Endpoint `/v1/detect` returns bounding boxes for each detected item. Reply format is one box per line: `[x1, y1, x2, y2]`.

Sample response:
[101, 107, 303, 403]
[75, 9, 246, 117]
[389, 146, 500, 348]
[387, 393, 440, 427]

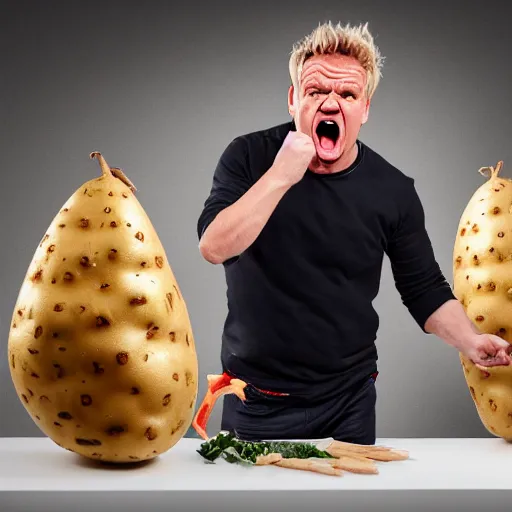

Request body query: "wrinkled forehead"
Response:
[299, 54, 368, 89]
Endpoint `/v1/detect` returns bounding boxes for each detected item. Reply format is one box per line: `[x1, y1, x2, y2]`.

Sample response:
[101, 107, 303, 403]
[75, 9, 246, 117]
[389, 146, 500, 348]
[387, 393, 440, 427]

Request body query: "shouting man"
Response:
[196, 21, 512, 444]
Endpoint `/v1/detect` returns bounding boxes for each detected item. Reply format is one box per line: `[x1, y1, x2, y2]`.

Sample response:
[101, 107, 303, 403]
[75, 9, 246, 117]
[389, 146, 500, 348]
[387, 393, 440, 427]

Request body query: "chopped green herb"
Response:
[197, 432, 332, 465]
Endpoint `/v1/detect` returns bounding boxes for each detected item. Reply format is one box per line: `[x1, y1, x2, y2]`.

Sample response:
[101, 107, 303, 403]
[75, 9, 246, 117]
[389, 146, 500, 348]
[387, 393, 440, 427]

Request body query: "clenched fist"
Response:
[270, 130, 316, 187]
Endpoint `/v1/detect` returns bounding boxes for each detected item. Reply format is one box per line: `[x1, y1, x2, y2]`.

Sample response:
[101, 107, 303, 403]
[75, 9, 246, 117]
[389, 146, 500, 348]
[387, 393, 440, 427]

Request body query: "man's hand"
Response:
[269, 130, 316, 187]
[424, 299, 512, 368]
[461, 333, 512, 369]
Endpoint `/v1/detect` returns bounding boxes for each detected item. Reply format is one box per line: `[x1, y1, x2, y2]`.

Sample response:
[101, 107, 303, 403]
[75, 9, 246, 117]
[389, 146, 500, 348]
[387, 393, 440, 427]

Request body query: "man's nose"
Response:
[320, 92, 340, 113]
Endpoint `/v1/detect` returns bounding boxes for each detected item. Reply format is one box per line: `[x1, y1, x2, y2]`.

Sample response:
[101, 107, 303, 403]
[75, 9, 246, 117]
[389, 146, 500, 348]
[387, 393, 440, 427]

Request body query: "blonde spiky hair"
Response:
[289, 21, 384, 100]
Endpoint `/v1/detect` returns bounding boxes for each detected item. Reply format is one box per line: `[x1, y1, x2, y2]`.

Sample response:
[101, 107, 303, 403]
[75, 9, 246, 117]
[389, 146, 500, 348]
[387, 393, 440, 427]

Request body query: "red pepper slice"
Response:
[192, 372, 248, 440]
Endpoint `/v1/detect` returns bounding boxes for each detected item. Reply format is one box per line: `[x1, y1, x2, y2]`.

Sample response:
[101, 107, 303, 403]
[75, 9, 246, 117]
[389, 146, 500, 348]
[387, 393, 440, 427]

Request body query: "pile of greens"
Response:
[197, 431, 332, 465]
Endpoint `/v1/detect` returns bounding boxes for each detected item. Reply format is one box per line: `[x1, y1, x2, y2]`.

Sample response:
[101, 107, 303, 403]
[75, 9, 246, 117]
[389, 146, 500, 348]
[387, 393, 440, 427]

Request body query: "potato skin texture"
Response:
[7, 153, 199, 463]
[453, 161, 512, 440]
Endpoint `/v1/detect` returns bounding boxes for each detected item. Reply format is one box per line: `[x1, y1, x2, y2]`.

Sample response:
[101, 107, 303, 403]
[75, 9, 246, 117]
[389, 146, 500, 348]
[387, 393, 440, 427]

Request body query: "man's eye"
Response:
[342, 91, 356, 99]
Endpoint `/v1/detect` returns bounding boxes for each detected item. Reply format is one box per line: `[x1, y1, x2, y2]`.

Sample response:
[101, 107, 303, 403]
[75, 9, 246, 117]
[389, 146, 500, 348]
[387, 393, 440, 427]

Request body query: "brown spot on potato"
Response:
[110, 221, 118, 228]
[477, 284, 482, 290]
[63, 272, 74, 281]
[80, 306, 86, 313]
[40, 395, 50, 402]
[498, 232, 505, 238]
[106, 426, 125, 436]
[51, 278, 57, 284]
[28, 348, 39, 355]
[460, 228, 466, 236]
[21, 394, 28, 403]
[122, 193, 128, 198]
[185, 371, 193, 386]
[58, 347, 66, 352]
[80, 218, 90, 228]
[76, 438, 102, 446]
[476, 315, 484, 322]
[28, 389, 34, 397]
[59, 223, 66, 228]
[40, 234, 50, 247]
[163, 394, 171, 406]
[11, 354, 15, 369]
[489, 399, 497, 412]
[81, 394, 92, 406]
[140, 261, 147, 267]
[155, 256, 164, 268]
[53, 363, 64, 379]
[58, 412, 73, 420]
[116, 352, 129, 365]
[54, 422, 62, 427]
[186, 334, 190, 346]
[173, 373, 179, 381]
[131, 387, 140, 395]
[93, 362, 104, 374]
[31, 372, 40, 379]
[173, 284, 181, 300]
[171, 420, 185, 435]
[135, 231, 144, 242]
[127, 223, 132, 227]
[489, 247, 495, 252]
[80, 256, 92, 267]
[169, 332, 176, 342]
[144, 354, 149, 362]
[100, 283, 110, 289]
[130, 296, 147, 305]
[129, 455, 139, 460]
[166, 293, 173, 310]
[146, 324, 159, 339]
[35, 415, 40, 420]
[145, 427, 157, 440]
[108, 249, 118, 260]
[493, 207, 501, 214]
[472, 224, 479, 233]
[488, 282, 496, 291]
[96, 316, 110, 327]
[52, 332, 59, 338]
[104, 207, 111, 213]
[47, 244, 56, 253]
[54, 303, 65, 312]
[108, 191, 113, 196]
[32, 269, 43, 282]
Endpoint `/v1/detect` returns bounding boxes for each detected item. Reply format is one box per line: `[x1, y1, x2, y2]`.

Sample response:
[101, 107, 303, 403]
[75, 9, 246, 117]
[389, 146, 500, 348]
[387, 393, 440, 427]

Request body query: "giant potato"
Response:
[453, 160, 512, 440]
[7, 152, 198, 462]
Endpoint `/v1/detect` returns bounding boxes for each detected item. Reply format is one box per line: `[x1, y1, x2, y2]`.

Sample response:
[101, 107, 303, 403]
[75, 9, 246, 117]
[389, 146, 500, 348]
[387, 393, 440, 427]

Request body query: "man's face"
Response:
[288, 53, 370, 172]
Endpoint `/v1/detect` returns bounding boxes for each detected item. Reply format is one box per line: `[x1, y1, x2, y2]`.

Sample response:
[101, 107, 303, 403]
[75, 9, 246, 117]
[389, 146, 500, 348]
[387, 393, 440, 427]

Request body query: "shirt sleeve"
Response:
[385, 177, 456, 332]
[196, 136, 253, 260]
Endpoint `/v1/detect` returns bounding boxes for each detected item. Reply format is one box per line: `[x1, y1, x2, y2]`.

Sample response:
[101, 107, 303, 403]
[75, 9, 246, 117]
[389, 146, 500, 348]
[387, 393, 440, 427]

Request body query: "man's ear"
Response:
[361, 98, 371, 125]
[288, 85, 296, 117]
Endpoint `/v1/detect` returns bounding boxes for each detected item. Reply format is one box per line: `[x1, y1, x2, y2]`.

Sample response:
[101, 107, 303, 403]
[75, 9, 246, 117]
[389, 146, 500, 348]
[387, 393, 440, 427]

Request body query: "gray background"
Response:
[1, 0, 510, 440]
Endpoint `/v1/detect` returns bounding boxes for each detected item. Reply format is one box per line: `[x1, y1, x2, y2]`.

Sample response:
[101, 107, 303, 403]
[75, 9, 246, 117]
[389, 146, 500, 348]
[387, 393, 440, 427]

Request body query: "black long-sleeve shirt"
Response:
[197, 120, 456, 403]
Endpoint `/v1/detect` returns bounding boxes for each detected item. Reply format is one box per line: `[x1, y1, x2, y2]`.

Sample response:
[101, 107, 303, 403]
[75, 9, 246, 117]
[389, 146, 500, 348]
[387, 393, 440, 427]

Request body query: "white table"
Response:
[1, 437, 511, 511]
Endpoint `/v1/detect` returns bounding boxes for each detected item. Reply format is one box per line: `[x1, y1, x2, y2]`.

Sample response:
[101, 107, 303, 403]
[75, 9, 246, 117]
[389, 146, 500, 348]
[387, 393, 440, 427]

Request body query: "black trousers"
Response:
[220, 373, 377, 444]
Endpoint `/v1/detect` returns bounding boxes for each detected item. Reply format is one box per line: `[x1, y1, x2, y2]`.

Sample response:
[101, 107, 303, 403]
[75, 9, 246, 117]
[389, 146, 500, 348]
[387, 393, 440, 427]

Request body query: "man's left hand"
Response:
[462, 333, 512, 368]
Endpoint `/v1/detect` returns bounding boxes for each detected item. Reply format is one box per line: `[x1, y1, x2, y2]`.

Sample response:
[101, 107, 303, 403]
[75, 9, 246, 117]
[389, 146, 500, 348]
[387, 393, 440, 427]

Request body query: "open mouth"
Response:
[315, 119, 340, 151]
